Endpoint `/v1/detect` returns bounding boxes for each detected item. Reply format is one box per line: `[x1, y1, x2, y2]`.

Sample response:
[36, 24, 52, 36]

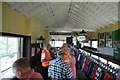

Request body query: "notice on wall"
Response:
[106, 32, 112, 47]
[106, 32, 112, 39]
[117, 41, 120, 48]
[113, 41, 120, 60]
[114, 41, 117, 49]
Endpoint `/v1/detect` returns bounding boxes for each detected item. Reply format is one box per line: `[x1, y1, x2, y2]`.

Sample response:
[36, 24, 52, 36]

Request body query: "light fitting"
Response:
[37, 36, 45, 40]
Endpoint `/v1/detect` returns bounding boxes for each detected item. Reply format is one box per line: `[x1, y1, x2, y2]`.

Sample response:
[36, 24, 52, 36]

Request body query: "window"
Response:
[84, 41, 90, 47]
[92, 41, 98, 48]
[54, 41, 64, 47]
[73, 37, 76, 45]
[0, 36, 20, 79]
[50, 40, 67, 47]
[77, 36, 86, 41]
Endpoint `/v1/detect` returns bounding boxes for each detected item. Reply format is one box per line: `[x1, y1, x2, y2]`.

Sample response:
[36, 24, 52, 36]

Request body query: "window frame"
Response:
[0, 36, 20, 79]
[0, 32, 31, 79]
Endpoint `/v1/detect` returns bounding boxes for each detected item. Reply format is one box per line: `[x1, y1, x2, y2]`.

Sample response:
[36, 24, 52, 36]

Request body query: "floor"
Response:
[76, 69, 88, 80]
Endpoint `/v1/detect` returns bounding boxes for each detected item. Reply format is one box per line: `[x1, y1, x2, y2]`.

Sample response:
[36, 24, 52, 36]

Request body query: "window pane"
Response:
[0, 36, 20, 79]
[55, 41, 64, 47]
[50, 41, 55, 47]
[1, 67, 15, 79]
[92, 41, 98, 48]
[77, 36, 86, 41]
[1, 54, 18, 72]
[8, 37, 19, 54]
[73, 41, 76, 45]
[84, 42, 90, 47]
[0, 37, 7, 57]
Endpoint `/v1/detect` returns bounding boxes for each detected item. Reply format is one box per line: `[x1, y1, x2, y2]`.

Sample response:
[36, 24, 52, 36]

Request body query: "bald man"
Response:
[12, 58, 43, 80]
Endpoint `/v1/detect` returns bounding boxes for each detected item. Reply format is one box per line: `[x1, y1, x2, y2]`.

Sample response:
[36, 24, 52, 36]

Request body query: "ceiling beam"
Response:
[20, 3, 42, 16]
[68, 16, 99, 29]
[69, 8, 101, 28]
[10, 2, 24, 10]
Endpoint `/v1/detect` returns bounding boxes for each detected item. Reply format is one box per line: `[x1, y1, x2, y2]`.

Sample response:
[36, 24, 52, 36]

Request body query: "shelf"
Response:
[81, 47, 120, 66]
[106, 39, 112, 41]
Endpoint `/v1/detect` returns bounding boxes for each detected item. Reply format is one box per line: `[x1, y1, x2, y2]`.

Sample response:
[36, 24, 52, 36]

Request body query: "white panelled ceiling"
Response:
[7, 2, 119, 32]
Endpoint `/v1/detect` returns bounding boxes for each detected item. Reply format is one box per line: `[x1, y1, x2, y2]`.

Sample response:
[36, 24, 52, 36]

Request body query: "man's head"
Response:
[43, 44, 51, 50]
[12, 58, 31, 78]
[62, 43, 67, 48]
[58, 50, 66, 58]
[69, 50, 74, 57]
[47, 44, 51, 50]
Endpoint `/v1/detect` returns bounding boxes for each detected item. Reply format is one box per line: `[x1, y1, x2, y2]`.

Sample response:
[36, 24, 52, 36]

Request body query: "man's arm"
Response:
[41, 58, 52, 62]
[48, 61, 52, 77]
[41, 53, 52, 62]
[65, 64, 73, 79]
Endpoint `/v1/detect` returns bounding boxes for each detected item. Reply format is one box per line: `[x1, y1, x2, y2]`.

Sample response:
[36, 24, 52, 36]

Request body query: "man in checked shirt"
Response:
[48, 50, 73, 80]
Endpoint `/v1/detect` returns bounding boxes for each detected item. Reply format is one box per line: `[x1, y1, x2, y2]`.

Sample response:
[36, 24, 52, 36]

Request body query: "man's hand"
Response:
[41, 57, 52, 62]
[48, 57, 52, 60]
[48, 73, 51, 77]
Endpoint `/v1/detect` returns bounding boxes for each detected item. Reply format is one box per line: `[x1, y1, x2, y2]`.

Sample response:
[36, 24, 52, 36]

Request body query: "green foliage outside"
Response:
[0, 37, 18, 57]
